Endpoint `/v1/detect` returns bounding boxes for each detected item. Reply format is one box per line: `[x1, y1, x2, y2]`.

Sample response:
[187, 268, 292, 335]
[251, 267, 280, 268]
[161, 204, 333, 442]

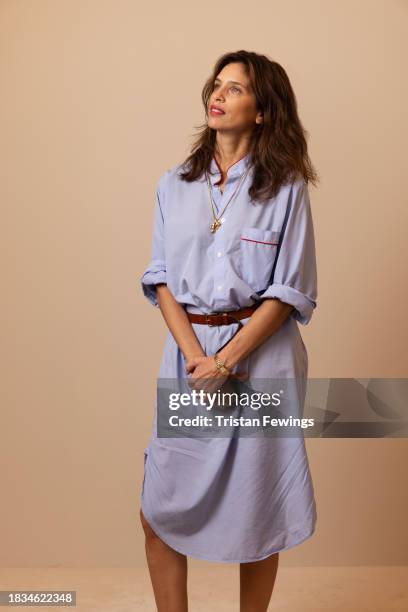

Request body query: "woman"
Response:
[139, 49, 319, 611]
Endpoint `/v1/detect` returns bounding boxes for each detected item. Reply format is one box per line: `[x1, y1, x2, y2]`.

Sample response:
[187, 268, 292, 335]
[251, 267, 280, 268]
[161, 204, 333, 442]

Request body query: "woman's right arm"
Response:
[156, 284, 205, 362]
[140, 172, 205, 362]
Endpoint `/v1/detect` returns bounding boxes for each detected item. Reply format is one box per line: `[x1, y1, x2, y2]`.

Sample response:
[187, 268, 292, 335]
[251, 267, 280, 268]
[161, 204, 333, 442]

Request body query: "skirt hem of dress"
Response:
[140, 496, 316, 564]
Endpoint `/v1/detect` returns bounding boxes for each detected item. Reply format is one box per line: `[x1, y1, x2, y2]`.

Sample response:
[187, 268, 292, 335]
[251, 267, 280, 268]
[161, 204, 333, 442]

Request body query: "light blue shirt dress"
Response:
[139, 153, 318, 563]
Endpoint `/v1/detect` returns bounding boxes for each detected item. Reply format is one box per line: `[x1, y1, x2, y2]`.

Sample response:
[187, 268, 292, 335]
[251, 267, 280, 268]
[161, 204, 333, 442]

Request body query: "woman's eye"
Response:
[212, 84, 240, 93]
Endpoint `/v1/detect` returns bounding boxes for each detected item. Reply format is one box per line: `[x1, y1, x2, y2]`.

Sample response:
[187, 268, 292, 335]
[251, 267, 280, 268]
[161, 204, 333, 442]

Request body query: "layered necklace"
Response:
[205, 164, 251, 233]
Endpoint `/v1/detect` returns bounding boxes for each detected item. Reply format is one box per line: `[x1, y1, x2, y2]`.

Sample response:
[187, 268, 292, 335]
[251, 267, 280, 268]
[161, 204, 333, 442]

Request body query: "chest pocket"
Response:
[239, 227, 280, 291]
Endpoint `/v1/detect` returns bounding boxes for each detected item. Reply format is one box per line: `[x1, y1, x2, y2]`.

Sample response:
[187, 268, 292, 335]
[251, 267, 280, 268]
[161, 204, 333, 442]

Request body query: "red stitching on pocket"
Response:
[240, 237, 279, 245]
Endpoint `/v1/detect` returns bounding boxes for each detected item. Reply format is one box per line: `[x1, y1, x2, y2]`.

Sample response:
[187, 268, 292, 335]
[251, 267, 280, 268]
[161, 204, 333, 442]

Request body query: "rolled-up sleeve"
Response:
[140, 173, 167, 307]
[257, 179, 317, 325]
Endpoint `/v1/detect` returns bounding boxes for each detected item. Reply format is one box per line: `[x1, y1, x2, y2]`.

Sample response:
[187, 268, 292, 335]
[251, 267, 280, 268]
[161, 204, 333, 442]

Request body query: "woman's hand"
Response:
[185, 355, 247, 394]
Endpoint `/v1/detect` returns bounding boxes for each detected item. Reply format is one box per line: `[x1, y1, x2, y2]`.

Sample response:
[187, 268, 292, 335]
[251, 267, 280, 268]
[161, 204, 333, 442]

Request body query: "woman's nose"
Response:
[215, 94, 225, 104]
[214, 86, 226, 100]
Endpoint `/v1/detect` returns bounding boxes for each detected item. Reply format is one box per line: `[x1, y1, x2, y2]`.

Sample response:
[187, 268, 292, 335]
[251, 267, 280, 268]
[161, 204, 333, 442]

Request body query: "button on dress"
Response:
[139, 153, 318, 563]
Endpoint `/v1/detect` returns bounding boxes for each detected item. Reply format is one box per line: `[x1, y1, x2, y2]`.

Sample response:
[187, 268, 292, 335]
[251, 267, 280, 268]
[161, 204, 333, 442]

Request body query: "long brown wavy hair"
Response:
[178, 50, 319, 202]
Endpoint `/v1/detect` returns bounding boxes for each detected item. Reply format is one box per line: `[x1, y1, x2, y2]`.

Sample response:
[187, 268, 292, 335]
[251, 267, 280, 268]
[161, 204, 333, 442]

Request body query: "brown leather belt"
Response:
[186, 303, 260, 327]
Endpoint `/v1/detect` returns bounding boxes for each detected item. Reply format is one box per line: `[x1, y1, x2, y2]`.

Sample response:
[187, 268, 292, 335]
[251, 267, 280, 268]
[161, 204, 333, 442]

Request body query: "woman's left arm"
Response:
[217, 299, 294, 371]
[219, 178, 317, 372]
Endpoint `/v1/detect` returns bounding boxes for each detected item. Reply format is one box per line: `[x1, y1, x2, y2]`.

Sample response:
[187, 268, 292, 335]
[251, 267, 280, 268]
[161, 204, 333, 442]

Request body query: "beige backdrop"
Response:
[1, 0, 407, 567]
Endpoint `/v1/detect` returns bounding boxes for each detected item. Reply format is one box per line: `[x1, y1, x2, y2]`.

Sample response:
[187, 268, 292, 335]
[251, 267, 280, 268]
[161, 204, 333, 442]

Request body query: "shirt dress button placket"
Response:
[211, 181, 229, 310]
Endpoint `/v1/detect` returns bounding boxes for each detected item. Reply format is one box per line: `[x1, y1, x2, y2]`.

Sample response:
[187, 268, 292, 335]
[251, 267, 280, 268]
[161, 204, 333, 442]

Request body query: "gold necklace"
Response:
[206, 165, 251, 233]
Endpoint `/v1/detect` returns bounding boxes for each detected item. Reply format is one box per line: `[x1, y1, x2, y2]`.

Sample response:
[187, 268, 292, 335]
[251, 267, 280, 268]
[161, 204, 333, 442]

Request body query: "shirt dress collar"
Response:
[207, 152, 253, 185]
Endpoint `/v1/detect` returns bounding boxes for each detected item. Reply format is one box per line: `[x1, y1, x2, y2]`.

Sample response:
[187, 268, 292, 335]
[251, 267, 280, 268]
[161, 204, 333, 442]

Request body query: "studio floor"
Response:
[0, 565, 407, 611]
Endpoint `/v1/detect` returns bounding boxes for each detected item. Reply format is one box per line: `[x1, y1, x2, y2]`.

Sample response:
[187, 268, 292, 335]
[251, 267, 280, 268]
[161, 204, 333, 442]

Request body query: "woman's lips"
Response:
[210, 107, 225, 115]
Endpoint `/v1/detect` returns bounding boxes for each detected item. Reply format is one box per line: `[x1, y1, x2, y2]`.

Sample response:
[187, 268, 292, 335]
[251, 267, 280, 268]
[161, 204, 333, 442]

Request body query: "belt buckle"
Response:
[205, 311, 232, 326]
[221, 312, 231, 324]
[205, 313, 216, 326]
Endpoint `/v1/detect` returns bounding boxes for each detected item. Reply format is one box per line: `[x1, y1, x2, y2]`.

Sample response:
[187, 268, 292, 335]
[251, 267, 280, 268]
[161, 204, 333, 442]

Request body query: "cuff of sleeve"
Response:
[257, 283, 316, 325]
[140, 269, 167, 307]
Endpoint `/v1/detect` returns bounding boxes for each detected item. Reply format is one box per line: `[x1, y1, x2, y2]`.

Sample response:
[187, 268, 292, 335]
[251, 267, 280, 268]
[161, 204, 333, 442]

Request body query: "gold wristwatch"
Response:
[213, 353, 232, 376]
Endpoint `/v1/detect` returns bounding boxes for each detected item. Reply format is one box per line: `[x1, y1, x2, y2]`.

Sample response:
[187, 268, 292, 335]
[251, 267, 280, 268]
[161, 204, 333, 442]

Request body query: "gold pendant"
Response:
[210, 219, 221, 233]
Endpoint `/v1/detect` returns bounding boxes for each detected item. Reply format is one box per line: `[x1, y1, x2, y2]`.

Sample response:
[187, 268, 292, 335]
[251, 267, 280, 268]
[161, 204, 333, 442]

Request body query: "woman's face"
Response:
[207, 62, 262, 134]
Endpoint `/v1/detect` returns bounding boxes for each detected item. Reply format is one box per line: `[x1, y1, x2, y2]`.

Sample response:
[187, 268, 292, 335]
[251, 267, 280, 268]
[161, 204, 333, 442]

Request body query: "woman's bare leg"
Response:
[239, 552, 279, 612]
[140, 508, 188, 612]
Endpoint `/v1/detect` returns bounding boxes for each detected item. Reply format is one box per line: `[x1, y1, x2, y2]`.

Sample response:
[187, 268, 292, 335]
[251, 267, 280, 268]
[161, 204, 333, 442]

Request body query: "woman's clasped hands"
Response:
[184, 354, 247, 394]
